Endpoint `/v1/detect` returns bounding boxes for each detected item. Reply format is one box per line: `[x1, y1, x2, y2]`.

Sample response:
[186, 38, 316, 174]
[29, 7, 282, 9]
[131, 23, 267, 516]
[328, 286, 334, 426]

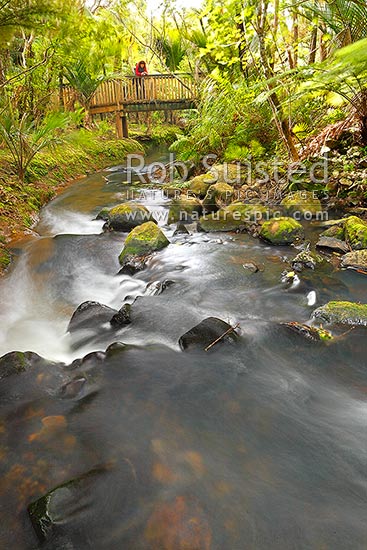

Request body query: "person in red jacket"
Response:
[134, 60, 148, 99]
[135, 60, 148, 76]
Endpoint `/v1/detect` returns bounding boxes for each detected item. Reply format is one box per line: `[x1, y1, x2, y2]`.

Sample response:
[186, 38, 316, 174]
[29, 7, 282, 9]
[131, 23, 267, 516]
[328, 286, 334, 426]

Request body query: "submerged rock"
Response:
[259, 217, 304, 245]
[281, 190, 322, 217]
[344, 215, 367, 250]
[168, 196, 202, 223]
[341, 249, 367, 271]
[315, 236, 349, 254]
[118, 222, 169, 268]
[202, 183, 234, 212]
[104, 203, 155, 232]
[313, 301, 367, 326]
[179, 317, 238, 351]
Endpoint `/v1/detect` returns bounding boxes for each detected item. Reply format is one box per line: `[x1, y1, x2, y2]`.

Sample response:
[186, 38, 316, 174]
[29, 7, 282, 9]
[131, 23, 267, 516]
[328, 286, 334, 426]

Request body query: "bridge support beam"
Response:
[115, 110, 129, 139]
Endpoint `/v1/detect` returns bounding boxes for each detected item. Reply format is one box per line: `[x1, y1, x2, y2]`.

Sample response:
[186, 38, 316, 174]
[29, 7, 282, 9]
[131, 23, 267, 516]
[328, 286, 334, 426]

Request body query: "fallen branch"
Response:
[204, 323, 240, 352]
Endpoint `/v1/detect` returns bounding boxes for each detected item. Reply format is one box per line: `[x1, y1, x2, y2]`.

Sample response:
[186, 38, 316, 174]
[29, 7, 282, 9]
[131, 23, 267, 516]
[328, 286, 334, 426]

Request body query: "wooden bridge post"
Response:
[115, 107, 129, 139]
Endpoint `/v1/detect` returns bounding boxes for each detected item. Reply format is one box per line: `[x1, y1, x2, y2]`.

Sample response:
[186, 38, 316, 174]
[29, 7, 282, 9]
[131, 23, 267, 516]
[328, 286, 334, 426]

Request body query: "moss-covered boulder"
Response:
[320, 223, 345, 240]
[313, 301, 367, 326]
[95, 207, 111, 221]
[0, 351, 45, 380]
[341, 249, 367, 271]
[187, 174, 213, 198]
[281, 191, 322, 217]
[202, 182, 234, 212]
[224, 202, 272, 222]
[209, 163, 245, 185]
[198, 210, 242, 232]
[344, 216, 367, 250]
[281, 322, 333, 341]
[291, 249, 324, 271]
[162, 186, 182, 199]
[105, 202, 155, 232]
[119, 222, 169, 265]
[259, 217, 304, 245]
[168, 196, 202, 223]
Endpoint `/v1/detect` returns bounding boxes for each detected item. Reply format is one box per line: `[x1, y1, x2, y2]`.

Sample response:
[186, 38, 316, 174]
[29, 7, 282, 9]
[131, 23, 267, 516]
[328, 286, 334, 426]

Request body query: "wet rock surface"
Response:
[178, 317, 238, 351]
[313, 300, 367, 326]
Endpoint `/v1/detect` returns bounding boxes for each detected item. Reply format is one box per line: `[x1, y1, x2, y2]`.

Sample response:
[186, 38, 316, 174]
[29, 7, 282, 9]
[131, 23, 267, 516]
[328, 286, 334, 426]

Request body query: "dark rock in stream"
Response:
[110, 303, 131, 326]
[28, 463, 136, 548]
[179, 317, 238, 351]
[118, 254, 149, 275]
[0, 351, 48, 380]
[173, 222, 190, 236]
[315, 236, 349, 254]
[68, 301, 118, 333]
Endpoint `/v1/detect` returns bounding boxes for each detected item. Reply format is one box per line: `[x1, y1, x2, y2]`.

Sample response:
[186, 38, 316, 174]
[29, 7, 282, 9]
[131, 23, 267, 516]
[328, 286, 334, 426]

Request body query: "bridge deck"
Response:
[62, 74, 198, 114]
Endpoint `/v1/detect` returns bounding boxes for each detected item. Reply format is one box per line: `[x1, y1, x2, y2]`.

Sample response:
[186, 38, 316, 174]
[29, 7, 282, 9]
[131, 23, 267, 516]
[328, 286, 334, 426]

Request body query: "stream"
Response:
[1, 146, 367, 549]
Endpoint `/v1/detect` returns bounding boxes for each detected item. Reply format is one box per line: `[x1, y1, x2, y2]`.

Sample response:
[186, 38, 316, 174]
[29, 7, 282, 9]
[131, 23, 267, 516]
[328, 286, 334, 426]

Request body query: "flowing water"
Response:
[1, 146, 367, 549]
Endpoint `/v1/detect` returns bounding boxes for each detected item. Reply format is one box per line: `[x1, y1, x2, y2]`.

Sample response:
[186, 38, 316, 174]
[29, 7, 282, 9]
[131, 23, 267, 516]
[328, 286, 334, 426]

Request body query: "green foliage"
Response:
[0, 107, 69, 182]
[171, 78, 277, 162]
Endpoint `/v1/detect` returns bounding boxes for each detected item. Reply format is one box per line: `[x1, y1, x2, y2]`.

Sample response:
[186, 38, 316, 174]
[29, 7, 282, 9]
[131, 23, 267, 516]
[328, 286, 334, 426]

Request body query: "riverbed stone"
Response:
[259, 217, 304, 245]
[291, 249, 324, 271]
[68, 301, 118, 333]
[110, 304, 131, 326]
[315, 236, 349, 254]
[105, 203, 155, 232]
[0, 351, 45, 380]
[281, 190, 322, 217]
[208, 163, 245, 185]
[119, 222, 169, 266]
[341, 249, 367, 271]
[168, 196, 202, 223]
[320, 223, 345, 240]
[281, 321, 333, 341]
[344, 216, 367, 250]
[95, 207, 111, 221]
[202, 183, 234, 212]
[179, 317, 238, 351]
[313, 300, 367, 326]
[187, 174, 213, 198]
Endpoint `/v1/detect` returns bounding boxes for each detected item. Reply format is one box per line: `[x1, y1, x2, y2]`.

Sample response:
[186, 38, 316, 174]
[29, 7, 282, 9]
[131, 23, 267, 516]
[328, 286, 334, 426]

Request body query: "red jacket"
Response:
[135, 62, 148, 76]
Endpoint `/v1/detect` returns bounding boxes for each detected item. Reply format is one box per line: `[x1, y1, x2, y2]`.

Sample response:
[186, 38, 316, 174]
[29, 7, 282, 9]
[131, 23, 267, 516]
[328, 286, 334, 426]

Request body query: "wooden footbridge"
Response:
[61, 74, 199, 138]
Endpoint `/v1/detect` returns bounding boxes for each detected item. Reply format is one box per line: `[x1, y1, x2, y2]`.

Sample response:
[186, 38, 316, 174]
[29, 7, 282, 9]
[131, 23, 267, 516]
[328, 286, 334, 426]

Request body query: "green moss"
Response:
[119, 221, 169, 263]
[281, 190, 322, 217]
[260, 217, 304, 245]
[208, 164, 245, 184]
[320, 224, 345, 240]
[168, 196, 202, 223]
[344, 215, 367, 250]
[188, 174, 214, 198]
[313, 300, 367, 326]
[0, 246, 11, 270]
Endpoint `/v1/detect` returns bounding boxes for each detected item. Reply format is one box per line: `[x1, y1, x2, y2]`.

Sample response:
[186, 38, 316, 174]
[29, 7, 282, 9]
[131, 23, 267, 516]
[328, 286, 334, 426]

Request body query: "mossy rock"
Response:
[105, 202, 155, 232]
[187, 174, 213, 198]
[198, 210, 242, 232]
[119, 221, 169, 264]
[259, 217, 304, 245]
[209, 164, 245, 185]
[320, 223, 345, 240]
[313, 300, 367, 326]
[341, 249, 367, 271]
[168, 196, 202, 223]
[291, 249, 324, 271]
[202, 182, 234, 212]
[224, 202, 272, 222]
[344, 216, 367, 250]
[281, 191, 322, 217]
[95, 207, 111, 221]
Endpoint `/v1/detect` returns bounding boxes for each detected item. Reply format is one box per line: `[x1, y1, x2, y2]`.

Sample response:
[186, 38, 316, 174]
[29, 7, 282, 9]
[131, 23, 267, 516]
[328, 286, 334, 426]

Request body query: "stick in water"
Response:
[204, 323, 240, 352]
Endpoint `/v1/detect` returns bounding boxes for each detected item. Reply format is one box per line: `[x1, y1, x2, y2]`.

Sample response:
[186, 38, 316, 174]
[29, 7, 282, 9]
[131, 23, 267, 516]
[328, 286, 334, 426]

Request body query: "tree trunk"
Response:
[308, 25, 318, 64]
